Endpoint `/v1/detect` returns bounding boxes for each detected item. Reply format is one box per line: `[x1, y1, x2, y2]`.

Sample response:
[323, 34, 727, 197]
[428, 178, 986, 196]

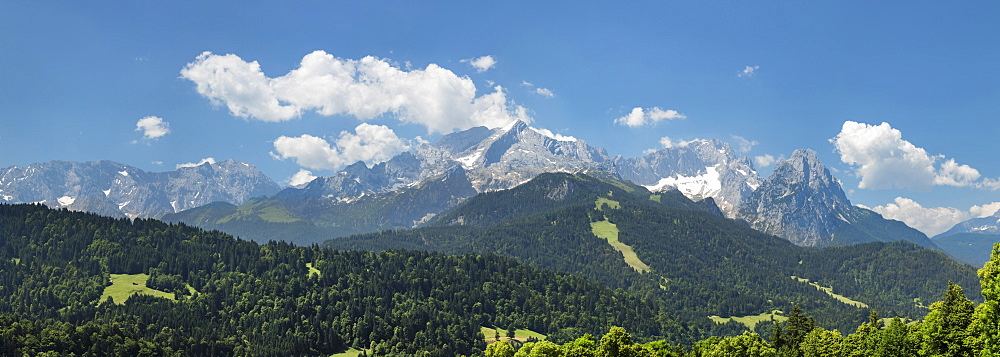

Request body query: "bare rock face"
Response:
[733, 150, 934, 248]
[610, 139, 760, 217]
[736, 150, 852, 246]
[0, 159, 279, 219]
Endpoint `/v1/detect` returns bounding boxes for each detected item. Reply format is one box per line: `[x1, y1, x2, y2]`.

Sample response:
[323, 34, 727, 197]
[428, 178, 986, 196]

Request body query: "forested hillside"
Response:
[0, 203, 708, 356]
[483, 244, 1000, 357]
[327, 173, 980, 333]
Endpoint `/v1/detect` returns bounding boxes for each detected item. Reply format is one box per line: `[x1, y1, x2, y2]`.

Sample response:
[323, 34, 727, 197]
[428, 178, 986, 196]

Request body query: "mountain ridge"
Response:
[0, 159, 280, 219]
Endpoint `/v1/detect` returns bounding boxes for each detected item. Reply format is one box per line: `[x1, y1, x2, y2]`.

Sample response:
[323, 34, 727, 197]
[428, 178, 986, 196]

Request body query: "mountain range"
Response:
[2, 120, 937, 250]
[0, 159, 279, 219]
[161, 120, 931, 249]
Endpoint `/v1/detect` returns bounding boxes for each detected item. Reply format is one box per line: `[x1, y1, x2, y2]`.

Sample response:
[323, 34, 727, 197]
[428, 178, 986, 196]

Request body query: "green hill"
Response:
[326, 173, 980, 333]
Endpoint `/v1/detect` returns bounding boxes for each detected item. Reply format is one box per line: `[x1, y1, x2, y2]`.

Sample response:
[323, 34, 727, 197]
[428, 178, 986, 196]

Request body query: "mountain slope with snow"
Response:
[0, 159, 280, 219]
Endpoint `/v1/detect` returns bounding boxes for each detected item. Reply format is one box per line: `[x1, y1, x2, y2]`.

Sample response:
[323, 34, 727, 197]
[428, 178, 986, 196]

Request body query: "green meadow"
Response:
[590, 219, 651, 273]
[480, 326, 547, 344]
[99, 274, 176, 305]
[792, 276, 868, 308]
[709, 310, 788, 330]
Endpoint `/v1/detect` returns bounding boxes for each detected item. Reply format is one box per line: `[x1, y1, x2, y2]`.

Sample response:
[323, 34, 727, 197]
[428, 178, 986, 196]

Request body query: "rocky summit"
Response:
[0, 159, 279, 219]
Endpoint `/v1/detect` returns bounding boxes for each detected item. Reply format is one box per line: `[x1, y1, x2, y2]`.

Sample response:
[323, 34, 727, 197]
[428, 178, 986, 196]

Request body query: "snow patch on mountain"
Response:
[57, 196, 76, 206]
[644, 165, 722, 200]
[455, 151, 483, 169]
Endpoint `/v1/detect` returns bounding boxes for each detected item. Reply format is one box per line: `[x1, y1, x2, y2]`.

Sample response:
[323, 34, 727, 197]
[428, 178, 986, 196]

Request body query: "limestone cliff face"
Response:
[736, 150, 934, 248]
[0, 159, 279, 219]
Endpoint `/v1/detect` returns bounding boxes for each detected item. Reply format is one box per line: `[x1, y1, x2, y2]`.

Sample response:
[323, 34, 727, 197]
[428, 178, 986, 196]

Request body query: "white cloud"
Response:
[657, 136, 700, 149]
[871, 197, 969, 237]
[151, 161, 163, 165]
[288, 169, 318, 187]
[933, 158, 981, 187]
[971, 202, 1000, 218]
[739, 65, 760, 78]
[535, 87, 555, 98]
[831, 121, 995, 190]
[461, 55, 496, 73]
[979, 178, 1000, 191]
[271, 123, 410, 170]
[521, 80, 533, 87]
[529, 127, 577, 142]
[615, 107, 686, 127]
[135, 116, 170, 139]
[181, 51, 529, 133]
[730, 135, 757, 153]
[754, 154, 776, 168]
[176, 157, 216, 169]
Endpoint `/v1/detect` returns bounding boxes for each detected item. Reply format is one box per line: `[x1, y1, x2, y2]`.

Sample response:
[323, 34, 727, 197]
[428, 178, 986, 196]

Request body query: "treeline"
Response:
[484, 247, 1000, 356]
[0, 203, 715, 356]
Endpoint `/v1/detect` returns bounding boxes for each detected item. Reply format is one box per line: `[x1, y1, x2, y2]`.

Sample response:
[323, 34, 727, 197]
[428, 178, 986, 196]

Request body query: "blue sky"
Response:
[2, 1, 998, 235]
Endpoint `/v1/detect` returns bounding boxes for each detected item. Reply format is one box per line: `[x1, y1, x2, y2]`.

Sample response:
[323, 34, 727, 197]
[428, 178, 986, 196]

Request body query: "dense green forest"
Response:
[0, 203, 710, 356]
[483, 244, 1000, 356]
[327, 173, 980, 333]
[3, 202, 999, 355]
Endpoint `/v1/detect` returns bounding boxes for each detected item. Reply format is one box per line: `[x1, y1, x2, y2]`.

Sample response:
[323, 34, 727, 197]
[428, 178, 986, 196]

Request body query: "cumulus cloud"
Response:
[271, 123, 410, 170]
[615, 107, 686, 127]
[461, 55, 497, 72]
[934, 159, 981, 187]
[754, 154, 776, 168]
[831, 121, 995, 191]
[871, 197, 970, 237]
[971, 202, 1000, 218]
[181, 51, 529, 133]
[176, 157, 216, 169]
[658, 136, 701, 149]
[730, 135, 758, 153]
[871, 198, 1000, 237]
[739, 65, 760, 78]
[135, 116, 170, 139]
[288, 169, 318, 187]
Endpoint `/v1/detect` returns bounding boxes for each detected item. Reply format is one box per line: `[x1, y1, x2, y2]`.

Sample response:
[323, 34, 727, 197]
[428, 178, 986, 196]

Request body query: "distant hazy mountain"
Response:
[0, 159, 279, 219]
[933, 213, 1000, 266]
[937, 213, 1000, 237]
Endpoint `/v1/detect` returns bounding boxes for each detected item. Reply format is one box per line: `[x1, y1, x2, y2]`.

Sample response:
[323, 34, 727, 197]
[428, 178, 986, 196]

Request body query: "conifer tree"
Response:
[920, 282, 975, 357]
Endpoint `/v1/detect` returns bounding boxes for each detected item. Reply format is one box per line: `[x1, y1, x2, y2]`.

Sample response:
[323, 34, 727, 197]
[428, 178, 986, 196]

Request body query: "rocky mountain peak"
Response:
[0, 159, 279, 219]
[734, 149, 929, 247]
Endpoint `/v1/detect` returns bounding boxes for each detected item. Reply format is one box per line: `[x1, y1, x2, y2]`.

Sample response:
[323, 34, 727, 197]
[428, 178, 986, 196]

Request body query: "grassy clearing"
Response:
[329, 347, 367, 356]
[307, 262, 322, 277]
[792, 276, 868, 308]
[590, 220, 651, 273]
[99, 274, 175, 305]
[595, 197, 621, 211]
[481, 326, 547, 344]
[219, 199, 300, 224]
[598, 178, 636, 193]
[709, 310, 788, 330]
[649, 194, 661, 203]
